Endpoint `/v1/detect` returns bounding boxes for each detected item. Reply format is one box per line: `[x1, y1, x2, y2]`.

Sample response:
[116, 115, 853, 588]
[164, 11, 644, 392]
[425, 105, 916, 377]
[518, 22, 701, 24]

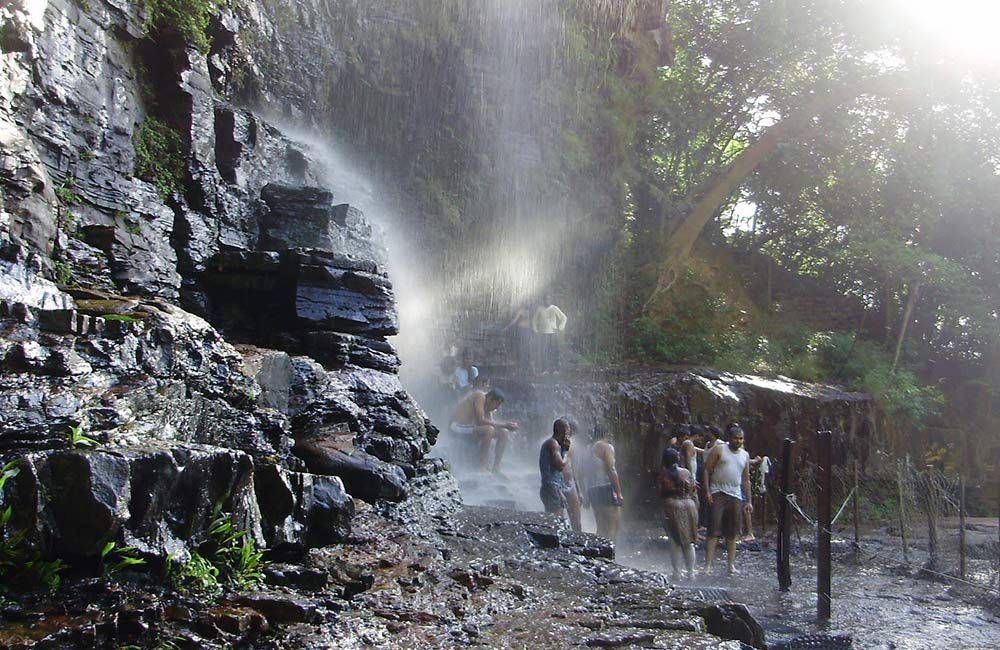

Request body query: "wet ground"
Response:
[618, 523, 1000, 650]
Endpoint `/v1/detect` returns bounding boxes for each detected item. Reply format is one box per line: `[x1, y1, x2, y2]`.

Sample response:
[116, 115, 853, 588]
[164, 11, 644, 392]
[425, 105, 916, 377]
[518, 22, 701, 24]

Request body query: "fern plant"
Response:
[101, 542, 147, 577]
[67, 424, 98, 449]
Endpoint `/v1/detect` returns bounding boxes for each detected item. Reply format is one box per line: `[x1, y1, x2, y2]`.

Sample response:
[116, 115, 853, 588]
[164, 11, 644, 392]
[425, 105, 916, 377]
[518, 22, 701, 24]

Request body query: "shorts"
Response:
[587, 484, 621, 508]
[540, 482, 567, 513]
[449, 422, 476, 435]
[709, 492, 744, 538]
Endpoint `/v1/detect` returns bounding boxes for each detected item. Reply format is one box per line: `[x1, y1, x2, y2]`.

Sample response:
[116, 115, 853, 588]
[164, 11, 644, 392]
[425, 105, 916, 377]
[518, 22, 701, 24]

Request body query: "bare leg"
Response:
[608, 506, 621, 543]
[667, 540, 682, 580]
[726, 535, 738, 575]
[683, 543, 696, 579]
[491, 429, 509, 475]
[594, 507, 609, 538]
[705, 535, 718, 570]
[566, 490, 582, 532]
[743, 509, 755, 541]
[476, 425, 495, 470]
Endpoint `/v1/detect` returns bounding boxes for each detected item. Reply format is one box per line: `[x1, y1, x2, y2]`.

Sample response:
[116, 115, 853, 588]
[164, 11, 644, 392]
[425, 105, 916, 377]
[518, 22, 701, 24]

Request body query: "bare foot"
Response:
[741, 534, 756, 543]
[727, 566, 739, 576]
[491, 468, 509, 481]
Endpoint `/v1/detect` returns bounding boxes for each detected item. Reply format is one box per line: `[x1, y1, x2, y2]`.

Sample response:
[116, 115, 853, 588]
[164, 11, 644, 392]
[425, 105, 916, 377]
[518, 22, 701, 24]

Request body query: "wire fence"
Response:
[754, 453, 1000, 599]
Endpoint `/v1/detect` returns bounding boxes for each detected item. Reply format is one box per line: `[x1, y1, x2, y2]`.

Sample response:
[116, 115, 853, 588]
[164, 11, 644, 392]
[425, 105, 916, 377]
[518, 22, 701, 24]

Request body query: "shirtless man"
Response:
[586, 424, 624, 542]
[539, 419, 571, 517]
[560, 418, 586, 532]
[703, 426, 752, 576]
[450, 388, 519, 476]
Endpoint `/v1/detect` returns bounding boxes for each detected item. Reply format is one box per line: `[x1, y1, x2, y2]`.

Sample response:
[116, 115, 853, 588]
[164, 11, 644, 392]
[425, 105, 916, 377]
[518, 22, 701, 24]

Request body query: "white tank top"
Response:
[709, 444, 749, 500]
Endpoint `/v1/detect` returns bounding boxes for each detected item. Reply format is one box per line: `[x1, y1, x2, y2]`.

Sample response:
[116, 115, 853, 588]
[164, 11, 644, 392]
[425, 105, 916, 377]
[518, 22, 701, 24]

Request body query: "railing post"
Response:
[777, 437, 795, 591]
[817, 430, 832, 622]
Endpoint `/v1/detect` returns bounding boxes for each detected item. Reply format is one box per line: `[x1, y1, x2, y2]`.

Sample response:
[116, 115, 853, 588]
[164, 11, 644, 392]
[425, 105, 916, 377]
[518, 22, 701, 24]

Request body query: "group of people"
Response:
[501, 297, 568, 375]
[658, 423, 762, 580]
[538, 418, 624, 541]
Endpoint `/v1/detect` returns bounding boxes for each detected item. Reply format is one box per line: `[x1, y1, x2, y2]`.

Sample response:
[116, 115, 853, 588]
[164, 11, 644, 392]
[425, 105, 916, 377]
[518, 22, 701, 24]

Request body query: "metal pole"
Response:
[817, 430, 832, 622]
[959, 471, 967, 580]
[853, 459, 861, 549]
[925, 465, 939, 572]
[777, 438, 795, 591]
[897, 458, 910, 564]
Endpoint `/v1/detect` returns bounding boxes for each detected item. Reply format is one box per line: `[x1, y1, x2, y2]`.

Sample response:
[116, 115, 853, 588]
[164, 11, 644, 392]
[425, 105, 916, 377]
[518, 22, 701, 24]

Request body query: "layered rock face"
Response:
[0, 0, 439, 566]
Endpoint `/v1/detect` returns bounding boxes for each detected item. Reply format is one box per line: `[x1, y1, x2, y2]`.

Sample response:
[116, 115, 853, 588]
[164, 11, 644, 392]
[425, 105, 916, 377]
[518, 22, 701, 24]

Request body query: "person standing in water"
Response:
[450, 388, 519, 477]
[502, 303, 534, 375]
[585, 424, 624, 542]
[539, 418, 571, 518]
[560, 418, 585, 532]
[703, 425, 752, 576]
[532, 296, 567, 375]
[658, 447, 698, 582]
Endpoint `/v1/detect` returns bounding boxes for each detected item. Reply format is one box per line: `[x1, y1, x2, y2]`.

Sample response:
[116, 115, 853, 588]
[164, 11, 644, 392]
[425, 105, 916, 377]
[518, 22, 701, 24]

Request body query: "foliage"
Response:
[205, 514, 266, 591]
[101, 542, 147, 577]
[0, 460, 65, 596]
[165, 550, 220, 597]
[138, 0, 219, 53]
[163, 514, 265, 596]
[133, 116, 185, 200]
[54, 177, 82, 206]
[51, 260, 73, 286]
[67, 424, 98, 449]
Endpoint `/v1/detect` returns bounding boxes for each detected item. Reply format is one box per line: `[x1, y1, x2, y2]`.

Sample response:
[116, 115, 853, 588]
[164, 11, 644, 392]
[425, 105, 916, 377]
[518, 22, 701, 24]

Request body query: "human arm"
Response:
[742, 455, 754, 513]
[553, 306, 567, 332]
[501, 310, 524, 332]
[703, 445, 721, 505]
[547, 438, 567, 471]
[473, 393, 518, 430]
[597, 442, 623, 504]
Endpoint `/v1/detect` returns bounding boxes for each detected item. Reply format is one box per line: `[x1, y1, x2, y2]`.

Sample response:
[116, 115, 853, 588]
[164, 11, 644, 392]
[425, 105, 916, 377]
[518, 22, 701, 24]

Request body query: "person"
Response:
[450, 388, 519, 476]
[658, 447, 698, 581]
[725, 423, 763, 542]
[532, 297, 567, 375]
[501, 303, 534, 375]
[539, 418, 571, 517]
[698, 424, 723, 530]
[585, 423, 624, 542]
[703, 425, 752, 576]
[560, 418, 585, 532]
[449, 348, 479, 394]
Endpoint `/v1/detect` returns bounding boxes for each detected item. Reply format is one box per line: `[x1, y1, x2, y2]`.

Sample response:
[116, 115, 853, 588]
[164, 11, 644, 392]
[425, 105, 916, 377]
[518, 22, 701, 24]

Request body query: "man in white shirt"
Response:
[450, 348, 479, 394]
[702, 426, 752, 576]
[532, 298, 567, 375]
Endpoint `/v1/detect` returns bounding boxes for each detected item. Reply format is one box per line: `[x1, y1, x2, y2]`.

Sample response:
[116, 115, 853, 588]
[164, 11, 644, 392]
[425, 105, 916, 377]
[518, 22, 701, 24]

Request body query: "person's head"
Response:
[485, 388, 506, 412]
[564, 417, 580, 436]
[727, 426, 745, 451]
[676, 424, 692, 444]
[662, 446, 680, 469]
[590, 423, 610, 443]
[553, 418, 570, 442]
[461, 347, 473, 368]
[707, 425, 722, 442]
[690, 424, 706, 445]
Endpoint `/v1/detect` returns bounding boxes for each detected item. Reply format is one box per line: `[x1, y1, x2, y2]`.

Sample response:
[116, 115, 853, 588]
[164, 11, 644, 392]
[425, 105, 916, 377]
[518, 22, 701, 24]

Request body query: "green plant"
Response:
[207, 514, 266, 590]
[101, 542, 147, 577]
[140, 0, 220, 53]
[1, 460, 65, 595]
[133, 116, 185, 200]
[125, 222, 141, 236]
[164, 550, 221, 596]
[52, 260, 73, 286]
[80, 149, 96, 162]
[100, 314, 141, 323]
[67, 424, 98, 449]
[54, 177, 82, 206]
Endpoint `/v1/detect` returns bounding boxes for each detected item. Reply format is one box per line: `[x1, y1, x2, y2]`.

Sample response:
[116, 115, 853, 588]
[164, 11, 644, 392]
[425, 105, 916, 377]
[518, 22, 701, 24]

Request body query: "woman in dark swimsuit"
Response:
[657, 447, 698, 581]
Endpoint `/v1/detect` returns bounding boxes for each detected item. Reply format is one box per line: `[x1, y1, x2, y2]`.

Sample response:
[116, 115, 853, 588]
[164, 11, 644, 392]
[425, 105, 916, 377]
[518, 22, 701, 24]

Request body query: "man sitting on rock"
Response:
[450, 387, 518, 477]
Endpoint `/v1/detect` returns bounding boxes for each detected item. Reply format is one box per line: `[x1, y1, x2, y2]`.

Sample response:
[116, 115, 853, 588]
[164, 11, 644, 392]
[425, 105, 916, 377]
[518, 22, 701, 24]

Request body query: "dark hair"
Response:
[662, 447, 681, 486]
[676, 424, 692, 438]
[707, 425, 722, 439]
[486, 388, 506, 404]
[553, 418, 569, 435]
[728, 425, 745, 438]
[691, 424, 706, 437]
[563, 417, 580, 434]
[461, 347, 473, 359]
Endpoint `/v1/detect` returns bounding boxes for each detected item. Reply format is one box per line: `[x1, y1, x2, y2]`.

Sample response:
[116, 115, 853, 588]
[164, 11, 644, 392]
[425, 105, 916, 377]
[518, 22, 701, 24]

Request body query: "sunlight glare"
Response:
[905, 0, 1000, 63]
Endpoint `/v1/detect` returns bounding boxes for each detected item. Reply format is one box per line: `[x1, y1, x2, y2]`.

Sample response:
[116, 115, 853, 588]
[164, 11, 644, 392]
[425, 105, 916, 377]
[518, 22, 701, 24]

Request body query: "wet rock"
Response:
[254, 464, 354, 557]
[263, 563, 329, 592]
[292, 432, 407, 502]
[699, 602, 766, 649]
[585, 632, 656, 647]
[229, 591, 322, 625]
[326, 558, 375, 598]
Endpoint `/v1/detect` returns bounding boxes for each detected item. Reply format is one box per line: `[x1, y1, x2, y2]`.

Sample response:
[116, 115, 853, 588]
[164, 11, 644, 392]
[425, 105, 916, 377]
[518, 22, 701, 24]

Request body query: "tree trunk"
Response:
[642, 74, 907, 312]
[891, 279, 922, 372]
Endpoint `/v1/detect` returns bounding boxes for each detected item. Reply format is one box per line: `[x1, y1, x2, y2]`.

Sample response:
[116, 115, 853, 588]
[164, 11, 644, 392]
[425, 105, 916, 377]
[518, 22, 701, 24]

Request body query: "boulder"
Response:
[292, 431, 407, 502]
